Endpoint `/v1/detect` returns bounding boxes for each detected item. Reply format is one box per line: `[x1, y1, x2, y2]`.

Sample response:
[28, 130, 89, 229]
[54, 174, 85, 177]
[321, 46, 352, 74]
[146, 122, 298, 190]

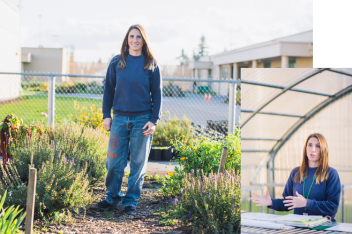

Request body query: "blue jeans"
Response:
[105, 113, 152, 208]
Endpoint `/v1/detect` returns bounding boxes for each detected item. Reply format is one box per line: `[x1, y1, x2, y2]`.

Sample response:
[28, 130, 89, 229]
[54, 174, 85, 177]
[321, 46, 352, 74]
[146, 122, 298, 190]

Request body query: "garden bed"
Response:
[27, 178, 187, 234]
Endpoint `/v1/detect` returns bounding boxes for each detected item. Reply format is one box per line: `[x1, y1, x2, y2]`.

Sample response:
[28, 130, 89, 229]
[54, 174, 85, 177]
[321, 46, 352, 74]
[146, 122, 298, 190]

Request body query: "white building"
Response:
[189, 30, 313, 95]
[0, 0, 21, 102]
[21, 47, 71, 82]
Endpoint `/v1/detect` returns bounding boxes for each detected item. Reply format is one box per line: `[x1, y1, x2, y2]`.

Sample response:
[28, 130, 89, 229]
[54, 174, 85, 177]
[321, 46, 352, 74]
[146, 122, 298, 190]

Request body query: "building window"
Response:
[221, 66, 229, 79]
[208, 69, 212, 79]
[289, 58, 296, 68]
[264, 61, 271, 68]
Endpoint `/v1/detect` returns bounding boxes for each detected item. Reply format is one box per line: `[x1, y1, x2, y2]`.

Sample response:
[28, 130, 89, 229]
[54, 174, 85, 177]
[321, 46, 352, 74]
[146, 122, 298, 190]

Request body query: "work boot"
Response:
[123, 205, 136, 215]
[96, 200, 115, 211]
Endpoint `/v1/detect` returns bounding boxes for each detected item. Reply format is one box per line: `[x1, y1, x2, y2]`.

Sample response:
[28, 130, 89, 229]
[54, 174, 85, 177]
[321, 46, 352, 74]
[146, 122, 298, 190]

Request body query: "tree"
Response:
[192, 50, 200, 61]
[198, 35, 208, 57]
[192, 35, 208, 61]
[176, 49, 190, 66]
[98, 58, 102, 63]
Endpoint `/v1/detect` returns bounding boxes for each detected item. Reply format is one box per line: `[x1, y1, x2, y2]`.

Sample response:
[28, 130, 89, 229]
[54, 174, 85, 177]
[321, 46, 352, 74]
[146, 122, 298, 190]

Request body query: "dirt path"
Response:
[29, 178, 188, 234]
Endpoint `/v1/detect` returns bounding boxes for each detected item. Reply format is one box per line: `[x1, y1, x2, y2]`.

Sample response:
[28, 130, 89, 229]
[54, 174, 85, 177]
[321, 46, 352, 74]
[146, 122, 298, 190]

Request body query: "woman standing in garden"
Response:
[250, 133, 341, 221]
[97, 24, 162, 215]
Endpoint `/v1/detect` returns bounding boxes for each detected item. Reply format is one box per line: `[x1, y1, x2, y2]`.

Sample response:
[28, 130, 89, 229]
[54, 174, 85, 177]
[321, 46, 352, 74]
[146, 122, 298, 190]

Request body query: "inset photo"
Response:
[241, 68, 352, 232]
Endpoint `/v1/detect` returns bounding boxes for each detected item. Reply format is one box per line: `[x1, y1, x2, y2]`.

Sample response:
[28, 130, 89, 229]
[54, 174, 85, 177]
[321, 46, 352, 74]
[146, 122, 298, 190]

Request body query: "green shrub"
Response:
[29, 81, 41, 88]
[14, 123, 108, 183]
[152, 116, 193, 146]
[169, 169, 241, 233]
[88, 81, 100, 87]
[39, 82, 48, 92]
[162, 82, 184, 97]
[47, 123, 108, 182]
[74, 82, 88, 91]
[21, 81, 29, 90]
[0, 190, 26, 234]
[0, 153, 94, 216]
[89, 86, 104, 94]
[55, 82, 77, 94]
[70, 102, 109, 135]
[0, 164, 27, 209]
[159, 128, 241, 196]
[173, 131, 241, 174]
[36, 151, 94, 215]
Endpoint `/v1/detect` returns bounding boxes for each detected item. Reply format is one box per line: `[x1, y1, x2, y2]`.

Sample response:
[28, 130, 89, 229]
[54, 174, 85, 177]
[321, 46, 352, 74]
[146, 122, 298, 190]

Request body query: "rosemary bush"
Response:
[14, 122, 108, 183]
[36, 151, 94, 215]
[171, 169, 241, 233]
[152, 116, 193, 146]
[0, 151, 94, 215]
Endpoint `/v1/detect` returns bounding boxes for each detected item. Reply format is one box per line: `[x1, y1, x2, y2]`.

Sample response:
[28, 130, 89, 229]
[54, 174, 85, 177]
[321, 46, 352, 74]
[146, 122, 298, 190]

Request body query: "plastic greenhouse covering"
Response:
[241, 68, 352, 221]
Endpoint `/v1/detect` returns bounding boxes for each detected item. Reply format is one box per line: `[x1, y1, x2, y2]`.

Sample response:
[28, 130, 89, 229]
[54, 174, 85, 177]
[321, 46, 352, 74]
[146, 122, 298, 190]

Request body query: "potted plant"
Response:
[149, 146, 163, 161]
[162, 146, 174, 161]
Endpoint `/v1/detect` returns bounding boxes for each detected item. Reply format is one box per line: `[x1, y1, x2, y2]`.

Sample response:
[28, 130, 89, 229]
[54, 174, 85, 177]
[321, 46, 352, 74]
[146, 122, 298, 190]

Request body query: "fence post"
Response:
[218, 146, 228, 173]
[342, 184, 345, 223]
[228, 81, 236, 134]
[249, 191, 252, 212]
[25, 168, 37, 234]
[48, 74, 55, 127]
[262, 186, 265, 213]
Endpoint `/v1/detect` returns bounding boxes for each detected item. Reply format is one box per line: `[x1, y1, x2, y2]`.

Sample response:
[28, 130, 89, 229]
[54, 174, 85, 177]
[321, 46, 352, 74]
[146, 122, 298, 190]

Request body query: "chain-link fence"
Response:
[0, 72, 240, 139]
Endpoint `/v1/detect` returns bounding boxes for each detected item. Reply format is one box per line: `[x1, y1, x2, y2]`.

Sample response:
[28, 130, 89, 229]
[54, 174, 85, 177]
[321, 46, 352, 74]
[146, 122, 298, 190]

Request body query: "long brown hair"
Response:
[294, 133, 329, 184]
[119, 24, 157, 70]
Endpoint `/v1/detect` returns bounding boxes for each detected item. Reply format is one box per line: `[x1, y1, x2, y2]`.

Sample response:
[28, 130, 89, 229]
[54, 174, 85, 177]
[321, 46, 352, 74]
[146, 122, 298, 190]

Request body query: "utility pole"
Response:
[18, 0, 23, 12]
[38, 14, 42, 47]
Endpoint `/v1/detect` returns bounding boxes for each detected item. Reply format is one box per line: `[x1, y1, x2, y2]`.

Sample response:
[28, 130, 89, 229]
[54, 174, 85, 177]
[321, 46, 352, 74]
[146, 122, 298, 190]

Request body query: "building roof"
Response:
[190, 30, 313, 68]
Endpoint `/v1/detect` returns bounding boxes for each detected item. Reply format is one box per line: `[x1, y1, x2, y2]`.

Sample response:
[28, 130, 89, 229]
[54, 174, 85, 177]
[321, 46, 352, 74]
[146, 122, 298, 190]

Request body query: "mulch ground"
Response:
[28, 177, 190, 234]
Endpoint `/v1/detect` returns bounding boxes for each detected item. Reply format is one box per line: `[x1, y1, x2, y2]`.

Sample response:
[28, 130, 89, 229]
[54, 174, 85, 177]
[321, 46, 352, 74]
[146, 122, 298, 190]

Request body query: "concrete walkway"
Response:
[125, 161, 180, 176]
[1, 155, 179, 176]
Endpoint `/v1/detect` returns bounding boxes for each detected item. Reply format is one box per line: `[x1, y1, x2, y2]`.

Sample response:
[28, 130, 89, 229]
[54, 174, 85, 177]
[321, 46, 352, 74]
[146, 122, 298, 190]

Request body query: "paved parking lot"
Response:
[53, 92, 239, 127]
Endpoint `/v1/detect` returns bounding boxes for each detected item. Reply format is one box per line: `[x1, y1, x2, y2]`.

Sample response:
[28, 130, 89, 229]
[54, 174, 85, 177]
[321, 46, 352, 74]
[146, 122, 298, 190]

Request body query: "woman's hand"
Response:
[143, 121, 156, 137]
[250, 190, 273, 206]
[283, 191, 307, 210]
[103, 118, 112, 131]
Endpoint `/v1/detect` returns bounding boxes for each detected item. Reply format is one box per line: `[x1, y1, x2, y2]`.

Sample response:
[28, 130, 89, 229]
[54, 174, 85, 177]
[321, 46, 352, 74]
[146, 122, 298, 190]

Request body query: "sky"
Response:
[6, 0, 312, 65]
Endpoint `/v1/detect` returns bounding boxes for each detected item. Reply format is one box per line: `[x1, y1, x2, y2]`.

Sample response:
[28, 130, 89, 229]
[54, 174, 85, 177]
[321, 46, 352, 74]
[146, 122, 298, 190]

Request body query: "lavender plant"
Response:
[13, 122, 108, 183]
[170, 169, 241, 233]
[36, 150, 94, 215]
[0, 151, 94, 216]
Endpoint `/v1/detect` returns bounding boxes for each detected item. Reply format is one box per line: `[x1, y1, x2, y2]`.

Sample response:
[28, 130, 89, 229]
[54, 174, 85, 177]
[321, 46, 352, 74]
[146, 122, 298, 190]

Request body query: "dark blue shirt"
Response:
[269, 166, 341, 219]
[102, 54, 162, 124]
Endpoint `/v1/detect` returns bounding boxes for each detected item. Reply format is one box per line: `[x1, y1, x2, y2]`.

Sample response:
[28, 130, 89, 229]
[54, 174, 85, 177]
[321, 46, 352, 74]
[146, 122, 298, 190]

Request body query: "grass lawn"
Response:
[0, 95, 103, 124]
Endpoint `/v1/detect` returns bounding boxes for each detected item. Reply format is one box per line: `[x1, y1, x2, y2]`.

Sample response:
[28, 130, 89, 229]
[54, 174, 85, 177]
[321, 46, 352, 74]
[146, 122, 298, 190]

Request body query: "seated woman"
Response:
[250, 133, 341, 221]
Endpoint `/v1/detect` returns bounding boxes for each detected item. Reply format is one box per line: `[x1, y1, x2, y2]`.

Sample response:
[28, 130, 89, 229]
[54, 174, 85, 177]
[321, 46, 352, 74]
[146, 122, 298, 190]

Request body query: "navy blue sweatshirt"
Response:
[102, 54, 162, 124]
[269, 166, 341, 219]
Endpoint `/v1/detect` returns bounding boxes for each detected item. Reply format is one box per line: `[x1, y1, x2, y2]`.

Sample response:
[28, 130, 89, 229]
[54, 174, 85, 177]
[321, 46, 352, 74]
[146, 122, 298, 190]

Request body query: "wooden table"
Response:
[241, 225, 352, 233]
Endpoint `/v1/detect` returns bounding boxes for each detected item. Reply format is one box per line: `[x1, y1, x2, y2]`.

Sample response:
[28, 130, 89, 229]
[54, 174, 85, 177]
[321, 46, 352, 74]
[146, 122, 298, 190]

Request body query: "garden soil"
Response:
[27, 177, 188, 234]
